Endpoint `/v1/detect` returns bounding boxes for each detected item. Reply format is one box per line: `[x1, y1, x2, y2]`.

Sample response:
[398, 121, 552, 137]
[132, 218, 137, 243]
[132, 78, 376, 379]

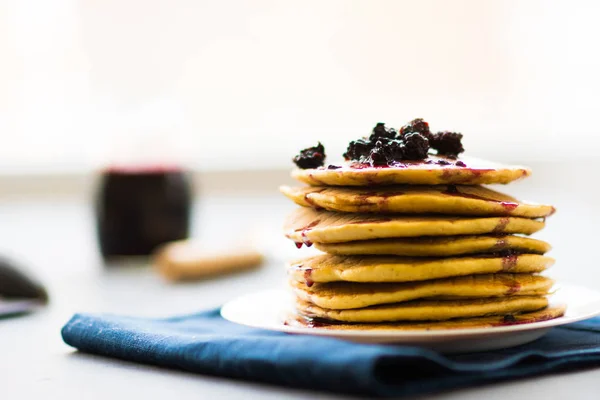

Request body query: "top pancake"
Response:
[280, 184, 554, 217]
[292, 156, 530, 186]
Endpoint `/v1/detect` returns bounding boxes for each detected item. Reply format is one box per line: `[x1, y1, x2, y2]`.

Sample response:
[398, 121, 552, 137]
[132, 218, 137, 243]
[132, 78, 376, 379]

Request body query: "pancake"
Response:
[285, 208, 545, 245]
[280, 185, 555, 218]
[296, 295, 548, 323]
[286, 305, 566, 330]
[314, 235, 551, 257]
[292, 156, 530, 186]
[288, 254, 554, 284]
[291, 274, 554, 309]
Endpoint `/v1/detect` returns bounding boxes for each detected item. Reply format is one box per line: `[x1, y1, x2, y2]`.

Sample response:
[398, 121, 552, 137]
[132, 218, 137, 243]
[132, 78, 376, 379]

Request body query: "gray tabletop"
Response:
[2, 164, 599, 399]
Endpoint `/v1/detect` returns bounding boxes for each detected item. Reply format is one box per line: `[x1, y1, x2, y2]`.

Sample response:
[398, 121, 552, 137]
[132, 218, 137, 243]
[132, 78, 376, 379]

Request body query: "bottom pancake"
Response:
[296, 296, 548, 323]
[286, 305, 566, 331]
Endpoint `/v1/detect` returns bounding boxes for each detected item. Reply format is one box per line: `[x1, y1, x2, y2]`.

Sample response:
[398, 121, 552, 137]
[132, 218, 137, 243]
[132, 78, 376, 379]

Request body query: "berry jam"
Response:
[292, 119, 467, 168]
[304, 269, 314, 287]
[95, 166, 192, 261]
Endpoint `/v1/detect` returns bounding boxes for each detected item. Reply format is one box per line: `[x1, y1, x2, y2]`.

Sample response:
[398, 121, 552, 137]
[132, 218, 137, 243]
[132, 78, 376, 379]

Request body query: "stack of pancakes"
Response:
[280, 157, 565, 330]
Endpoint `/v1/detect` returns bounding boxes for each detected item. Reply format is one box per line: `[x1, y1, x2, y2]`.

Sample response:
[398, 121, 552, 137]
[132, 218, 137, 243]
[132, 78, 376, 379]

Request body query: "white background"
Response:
[1, 0, 599, 172]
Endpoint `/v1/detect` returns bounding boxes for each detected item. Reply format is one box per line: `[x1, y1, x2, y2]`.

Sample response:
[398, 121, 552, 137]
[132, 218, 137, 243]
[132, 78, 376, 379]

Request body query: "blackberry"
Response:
[343, 138, 372, 161]
[369, 122, 397, 141]
[340, 120, 462, 165]
[386, 139, 405, 160]
[293, 142, 326, 169]
[368, 141, 389, 166]
[431, 131, 464, 157]
[402, 132, 430, 160]
[367, 139, 406, 165]
[399, 118, 432, 141]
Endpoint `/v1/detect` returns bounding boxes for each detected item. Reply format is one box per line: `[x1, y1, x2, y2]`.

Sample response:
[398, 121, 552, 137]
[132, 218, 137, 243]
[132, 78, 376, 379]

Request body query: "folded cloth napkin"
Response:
[61, 309, 600, 398]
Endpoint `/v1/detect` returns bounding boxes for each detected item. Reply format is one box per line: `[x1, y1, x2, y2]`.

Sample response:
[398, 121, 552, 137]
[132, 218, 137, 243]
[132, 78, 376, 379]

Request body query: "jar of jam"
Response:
[94, 165, 193, 262]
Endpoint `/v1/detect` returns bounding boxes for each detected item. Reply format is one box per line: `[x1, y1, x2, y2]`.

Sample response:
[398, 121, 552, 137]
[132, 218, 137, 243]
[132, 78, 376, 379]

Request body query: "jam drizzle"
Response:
[500, 314, 517, 324]
[303, 269, 314, 287]
[294, 219, 320, 248]
[443, 185, 519, 212]
[493, 217, 510, 233]
[500, 201, 519, 211]
[493, 237, 508, 251]
[349, 158, 468, 170]
[501, 253, 519, 272]
[493, 311, 559, 327]
[497, 275, 521, 294]
[354, 191, 405, 208]
[301, 231, 313, 247]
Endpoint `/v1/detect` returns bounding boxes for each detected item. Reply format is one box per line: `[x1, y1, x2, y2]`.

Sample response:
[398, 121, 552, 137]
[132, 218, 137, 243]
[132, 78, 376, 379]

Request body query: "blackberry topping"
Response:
[431, 131, 464, 157]
[293, 142, 326, 169]
[386, 139, 405, 160]
[344, 123, 402, 163]
[293, 119, 468, 168]
[343, 138, 371, 161]
[399, 118, 432, 141]
[369, 122, 397, 141]
[368, 139, 406, 166]
[368, 141, 389, 165]
[402, 132, 430, 160]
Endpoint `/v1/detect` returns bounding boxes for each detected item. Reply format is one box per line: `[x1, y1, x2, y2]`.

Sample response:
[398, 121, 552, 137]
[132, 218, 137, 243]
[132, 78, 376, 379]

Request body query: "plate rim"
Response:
[220, 283, 600, 339]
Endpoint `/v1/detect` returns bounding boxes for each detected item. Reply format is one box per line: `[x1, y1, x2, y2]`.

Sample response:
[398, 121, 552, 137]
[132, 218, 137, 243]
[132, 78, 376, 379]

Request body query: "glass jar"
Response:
[94, 166, 193, 261]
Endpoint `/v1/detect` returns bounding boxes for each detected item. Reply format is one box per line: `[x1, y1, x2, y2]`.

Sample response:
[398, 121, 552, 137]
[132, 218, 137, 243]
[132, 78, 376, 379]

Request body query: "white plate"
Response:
[221, 283, 600, 353]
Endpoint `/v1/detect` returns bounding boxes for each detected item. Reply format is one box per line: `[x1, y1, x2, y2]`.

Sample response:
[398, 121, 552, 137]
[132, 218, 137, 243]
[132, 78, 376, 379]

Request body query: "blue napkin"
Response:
[61, 309, 600, 398]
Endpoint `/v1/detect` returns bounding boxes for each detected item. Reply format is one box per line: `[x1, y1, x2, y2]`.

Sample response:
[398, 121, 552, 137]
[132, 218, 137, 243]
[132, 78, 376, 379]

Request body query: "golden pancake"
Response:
[291, 274, 554, 309]
[288, 254, 554, 284]
[296, 295, 548, 323]
[285, 208, 545, 244]
[280, 185, 554, 218]
[286, 305, 566, 330]
[314, 235, 551, 257]
[292, 156, 530, 186]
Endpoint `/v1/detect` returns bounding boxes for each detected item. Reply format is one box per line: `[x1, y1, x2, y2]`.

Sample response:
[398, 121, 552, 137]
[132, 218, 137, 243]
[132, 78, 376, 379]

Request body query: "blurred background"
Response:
[1, 0, 599, 175]
[0, 0, 599, 313]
